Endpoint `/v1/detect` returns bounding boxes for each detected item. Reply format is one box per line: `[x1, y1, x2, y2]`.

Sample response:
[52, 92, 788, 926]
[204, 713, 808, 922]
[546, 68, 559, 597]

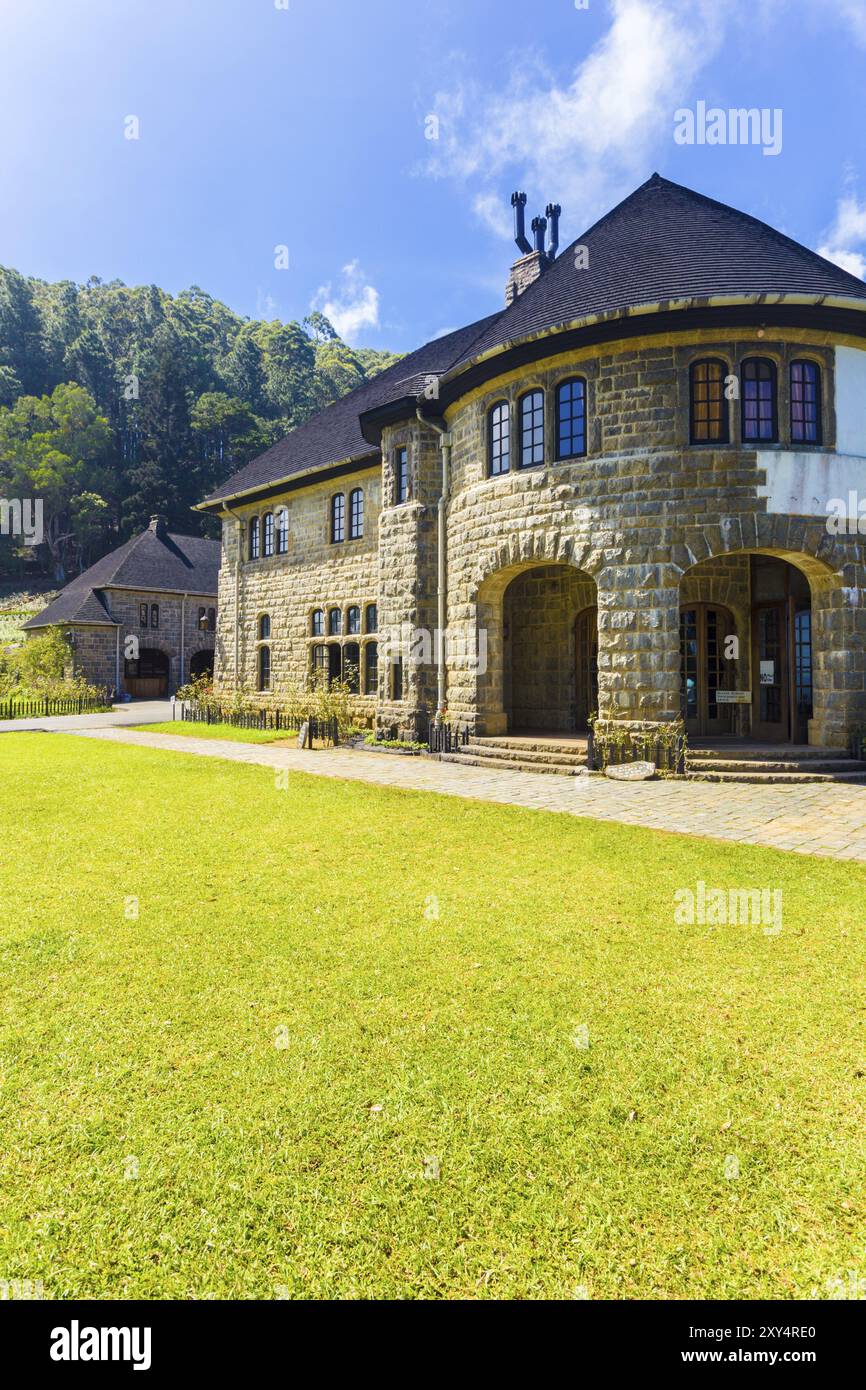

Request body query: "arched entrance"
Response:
[188, 648, 214, 681]
[125, 647, 170, 698]
[492, 564, 597, 732]
[679, 554, 815, 743]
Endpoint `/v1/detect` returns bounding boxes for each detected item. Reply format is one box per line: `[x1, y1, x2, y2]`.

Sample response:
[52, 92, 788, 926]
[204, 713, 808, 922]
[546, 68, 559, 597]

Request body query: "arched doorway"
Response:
[188, 649, 214, 681]
[499, 564, 597, 732]
[125, 647, 170, 698]
[574, 605, 598, 730]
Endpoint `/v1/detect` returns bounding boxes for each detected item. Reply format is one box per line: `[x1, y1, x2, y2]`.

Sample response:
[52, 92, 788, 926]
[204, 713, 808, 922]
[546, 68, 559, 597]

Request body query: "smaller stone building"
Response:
[23, 517, 220, 697]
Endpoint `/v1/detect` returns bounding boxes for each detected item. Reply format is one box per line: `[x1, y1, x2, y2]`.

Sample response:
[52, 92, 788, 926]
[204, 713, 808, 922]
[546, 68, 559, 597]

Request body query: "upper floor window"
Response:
[556, 378, 587, 459]
[263, 512, 274, 557]
[741, 358, 778, 443]
[198, 606, 216, 632]
[690, 359, 729, 444]
[275, 506, 288, 554]
[331, 493, 345, 543]
[311, 608, 324, 637]
[488, 401, 510, 476]
[328, 606, 342, 636]
[249, 516, 260, 560]
[790, 360, 822, 444]
[396, 447, 409, 503]
[365, 603, 377, 633]
[519, 390, 545, 468]
[349, 488, 364, 539]
[139, 603, 148, 628]
[258, 613, 271, 641]
[347, 605, 361, 635]
[150, 604, 159, 629]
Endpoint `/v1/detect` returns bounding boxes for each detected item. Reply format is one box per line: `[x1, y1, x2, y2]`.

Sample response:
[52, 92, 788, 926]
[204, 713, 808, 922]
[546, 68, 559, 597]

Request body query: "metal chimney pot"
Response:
[531, 215, 547, 256]
[511, 191, 531, 255]
[545, 203, 561, 261]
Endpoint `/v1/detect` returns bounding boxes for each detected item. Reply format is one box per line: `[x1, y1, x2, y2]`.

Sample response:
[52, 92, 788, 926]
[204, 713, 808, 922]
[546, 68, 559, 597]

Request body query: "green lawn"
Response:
[1, 733, 864, 1300]
[129, 721, 292, 744]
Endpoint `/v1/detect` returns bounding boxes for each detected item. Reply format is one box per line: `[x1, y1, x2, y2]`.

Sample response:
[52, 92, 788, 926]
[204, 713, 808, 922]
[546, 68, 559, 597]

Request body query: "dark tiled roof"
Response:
[199, 314, 502, 506]
[454, 174, 866, 364]
[198, 175, 866, 508]
[23, 526, 220, 629]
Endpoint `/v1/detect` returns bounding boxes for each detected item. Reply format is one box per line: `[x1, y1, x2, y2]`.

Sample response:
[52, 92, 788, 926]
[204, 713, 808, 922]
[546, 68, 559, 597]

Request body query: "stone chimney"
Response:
[504, 191, 560, 305]
[148, 514, 168, 539]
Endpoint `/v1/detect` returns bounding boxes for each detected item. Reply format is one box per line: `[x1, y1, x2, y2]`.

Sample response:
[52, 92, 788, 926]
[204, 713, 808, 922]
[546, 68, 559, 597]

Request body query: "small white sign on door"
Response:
[760, 660, 775, 686]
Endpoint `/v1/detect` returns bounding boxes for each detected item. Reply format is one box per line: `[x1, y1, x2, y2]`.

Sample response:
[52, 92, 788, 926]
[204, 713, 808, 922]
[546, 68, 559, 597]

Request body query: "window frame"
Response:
[790, 359, 822, 445]
[139, 603, 148, 628]
[249, 516, 260, 561]
[365, 603, 378, 634]
[331, 492, 345, 544]
[327, 606, 342, 637]
[275, 506, 289, 555]
[518, 389, 545, 469]
[741, 357, 779, 444]
[349, 487, 364, 539]
[263, 512, 274, 557]
[150, 604, 159, 630]
[257, 644, 271, 692]
[311, 608, 325, 637]
[395, 447, 409, 504]
[347, 605, 361, 636]
[555, 377, 588, 460]
[364, 641, 378, 696]
[488, 400, 511, 476]
[689, 357, 730, 445]
[258, 613, 271, 641]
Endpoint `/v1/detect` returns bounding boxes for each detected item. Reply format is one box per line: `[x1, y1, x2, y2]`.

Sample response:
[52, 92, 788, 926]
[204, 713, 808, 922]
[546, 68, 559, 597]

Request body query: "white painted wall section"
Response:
[836, 345, 866, 458]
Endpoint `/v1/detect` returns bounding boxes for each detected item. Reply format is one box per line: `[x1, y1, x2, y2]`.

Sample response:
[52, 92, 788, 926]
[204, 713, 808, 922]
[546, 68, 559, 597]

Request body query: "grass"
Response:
[1, 732, 865, 1300]
[128, 721, 292, 744]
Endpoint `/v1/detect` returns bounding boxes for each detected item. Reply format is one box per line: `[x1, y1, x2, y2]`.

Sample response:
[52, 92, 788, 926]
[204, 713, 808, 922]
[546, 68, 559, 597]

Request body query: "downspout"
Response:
[115, 625, 121, 698]
[221, 502, 242, 691]
[179, 593, 187, 688]
[416, 408, 451, 725]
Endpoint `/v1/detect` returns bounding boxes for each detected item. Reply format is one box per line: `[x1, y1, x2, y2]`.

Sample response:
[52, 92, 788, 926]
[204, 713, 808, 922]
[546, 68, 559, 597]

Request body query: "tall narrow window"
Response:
[208, 607, 216, 632]
[343, 642, 360, 694]
[364, 642, 378, 695]
[139, 603, 148, 628]
[275, 507, 288, 554]
[392, 656, 404, 701]
[331, 493, 345, 543]
[396, 448, 409, 503]
[690, 359, 729, 443]
[488, 401, 510, 475]
[249, 516, 260, 560]
[311, 644, 328, 683]
[365, 603, 378, 633]
[347, 605, 361, 635]
[328, 607, 342, 636]
[258, 645, 271, 692]
[790, 361, 822, 444]
[741, 358, 778, 443]
[150, 604, 159, 629]
[198, 606, 207, 630]
[556, 378, 587, 459]
[258, 614, 271, 641]
[349, 488, 364, 539]
[518, 390, 544, 467]
[311, 608, 324, 637]
[263, 512, 274, 557]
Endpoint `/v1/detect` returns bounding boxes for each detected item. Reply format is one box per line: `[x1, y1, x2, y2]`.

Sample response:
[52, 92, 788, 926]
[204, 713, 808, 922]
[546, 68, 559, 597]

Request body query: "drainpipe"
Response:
[221, 502, 242, 691]
[179, 593, 187, 687]
[115, 624, 121, 697]
[417, 408, 451, 725]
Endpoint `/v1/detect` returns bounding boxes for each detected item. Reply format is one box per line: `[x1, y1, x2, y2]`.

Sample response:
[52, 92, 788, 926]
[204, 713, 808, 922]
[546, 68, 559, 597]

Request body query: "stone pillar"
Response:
[595, 563, 682, 730]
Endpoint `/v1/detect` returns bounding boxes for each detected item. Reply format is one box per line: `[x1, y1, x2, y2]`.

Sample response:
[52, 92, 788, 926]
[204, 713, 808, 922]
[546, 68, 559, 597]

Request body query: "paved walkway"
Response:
[62, 727, 866, 862]
[0, 699, 174, 734]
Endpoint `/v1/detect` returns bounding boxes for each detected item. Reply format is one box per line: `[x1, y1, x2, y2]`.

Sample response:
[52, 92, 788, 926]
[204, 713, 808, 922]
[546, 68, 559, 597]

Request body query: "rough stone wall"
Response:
[214, 467, 381, 720]
[61, 588, 216, 694]
[442, 331, 865, 745]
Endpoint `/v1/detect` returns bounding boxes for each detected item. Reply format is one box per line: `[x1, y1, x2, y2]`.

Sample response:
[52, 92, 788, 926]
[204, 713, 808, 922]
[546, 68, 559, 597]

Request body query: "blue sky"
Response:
[1, 0, 865, 353]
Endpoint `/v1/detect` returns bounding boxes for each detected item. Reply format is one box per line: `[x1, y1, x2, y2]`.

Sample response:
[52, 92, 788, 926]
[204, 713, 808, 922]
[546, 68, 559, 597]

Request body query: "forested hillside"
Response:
[0, 267, 399, 582]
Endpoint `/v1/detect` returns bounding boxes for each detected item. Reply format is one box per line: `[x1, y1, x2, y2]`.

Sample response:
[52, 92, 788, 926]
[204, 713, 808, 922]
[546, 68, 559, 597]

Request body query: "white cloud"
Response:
[423, 0, 726, 241]
[828, 0, 866, 45]
[818, 194, 866, 280]
[311, 260, 379, 343]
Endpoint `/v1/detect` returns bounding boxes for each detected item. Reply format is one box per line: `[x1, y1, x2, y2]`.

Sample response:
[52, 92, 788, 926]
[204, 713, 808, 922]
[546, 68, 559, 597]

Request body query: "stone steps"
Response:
[440, 749, 585, 776]
[686, 744, 866, 783]
[686, 768, 866, 784]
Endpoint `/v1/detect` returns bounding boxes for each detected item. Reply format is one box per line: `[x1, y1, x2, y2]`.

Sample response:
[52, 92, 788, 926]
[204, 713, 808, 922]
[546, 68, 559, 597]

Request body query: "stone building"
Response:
[23, 517, 220, 697]
[196, 175, 866, 763]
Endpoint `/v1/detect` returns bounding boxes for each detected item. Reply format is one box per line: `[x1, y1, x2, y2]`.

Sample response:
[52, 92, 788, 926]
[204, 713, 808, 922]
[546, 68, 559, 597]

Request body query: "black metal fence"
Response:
[587, 728, 686, 774]
[178, 700, 339, 746]
[427, 721, 470, 754]
[0, 691, 112, 721]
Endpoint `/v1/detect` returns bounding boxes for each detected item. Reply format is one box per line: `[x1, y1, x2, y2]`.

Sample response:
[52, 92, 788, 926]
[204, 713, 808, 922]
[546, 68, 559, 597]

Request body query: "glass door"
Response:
[680, 605, 735, 736]
[751, 603, 788, 741]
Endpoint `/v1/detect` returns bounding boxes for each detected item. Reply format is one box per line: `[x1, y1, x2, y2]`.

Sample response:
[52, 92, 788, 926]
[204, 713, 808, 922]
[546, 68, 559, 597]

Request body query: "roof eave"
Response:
[194, 450, 381, 514]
